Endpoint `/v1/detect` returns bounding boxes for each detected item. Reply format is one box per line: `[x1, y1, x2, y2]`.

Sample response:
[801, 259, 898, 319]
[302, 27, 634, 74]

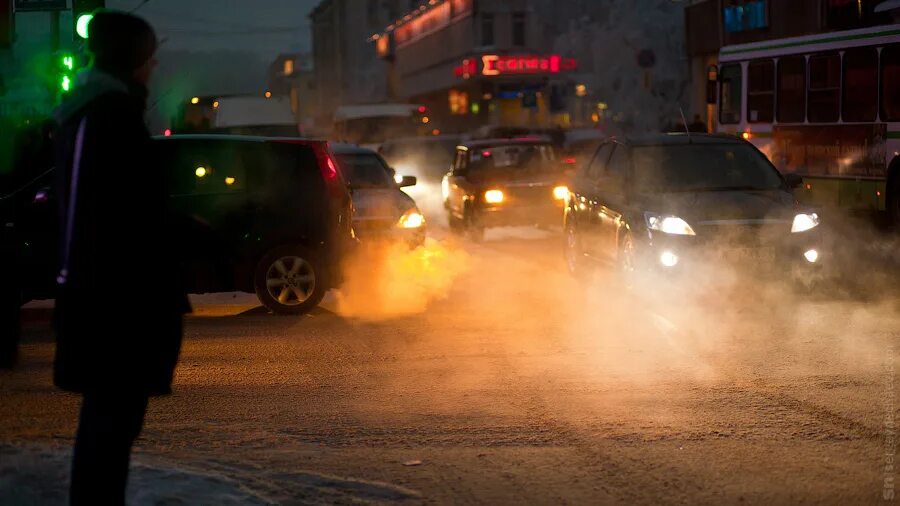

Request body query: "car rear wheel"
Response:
[254, 245, 326, 315]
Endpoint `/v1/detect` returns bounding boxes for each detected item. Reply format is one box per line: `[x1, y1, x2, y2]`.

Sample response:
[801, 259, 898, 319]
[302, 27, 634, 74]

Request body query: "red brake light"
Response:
[163, 128, 172, 137]
[324, 155, 338, 181]
[563, 157, 576, 165]
[418, 106, 427, 114]
[482, 150, 492, 157]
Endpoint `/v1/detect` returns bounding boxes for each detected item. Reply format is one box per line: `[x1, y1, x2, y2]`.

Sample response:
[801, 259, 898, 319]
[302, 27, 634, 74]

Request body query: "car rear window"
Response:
[632, 144, 783, 193]
[469, 144, 558, 171]
[159, 140, 323, 198]
[336, 153, 394, 189]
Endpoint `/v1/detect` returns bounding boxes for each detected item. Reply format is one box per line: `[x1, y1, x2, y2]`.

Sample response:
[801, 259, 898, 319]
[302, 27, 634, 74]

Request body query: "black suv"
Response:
[0, 135, 353, 315]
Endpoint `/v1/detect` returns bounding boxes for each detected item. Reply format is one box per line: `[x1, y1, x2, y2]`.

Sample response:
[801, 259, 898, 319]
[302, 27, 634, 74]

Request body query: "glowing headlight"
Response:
[441, 177, 450, 201]
[645, 213, 696, 236]
[791, 213, 819, 233]
[399, 209, 425, 229]
[553, 185, 569, 201]
[484, 189, 505, 204]
[394, 173, 404, 185]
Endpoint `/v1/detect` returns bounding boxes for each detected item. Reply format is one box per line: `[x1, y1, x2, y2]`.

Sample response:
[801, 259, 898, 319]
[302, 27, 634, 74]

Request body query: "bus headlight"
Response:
[484, 189, 505, 204]
[791, 213, 819, 233]
[553, 185, 569, 201]
[399, 209, 425, 229]
[645, 213, 696, 236]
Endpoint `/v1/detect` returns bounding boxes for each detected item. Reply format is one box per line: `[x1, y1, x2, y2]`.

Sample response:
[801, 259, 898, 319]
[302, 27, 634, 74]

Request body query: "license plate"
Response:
[721, 247, 776, 263]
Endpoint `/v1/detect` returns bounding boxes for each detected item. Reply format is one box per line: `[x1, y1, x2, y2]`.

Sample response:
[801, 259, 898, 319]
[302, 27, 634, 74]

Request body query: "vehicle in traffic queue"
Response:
[443, 138, 572, 241]
[564, 134, 823, 285]
[0, 135, 354, 315]
[331, 143, 426, 248]
[378, 134, 462, 185]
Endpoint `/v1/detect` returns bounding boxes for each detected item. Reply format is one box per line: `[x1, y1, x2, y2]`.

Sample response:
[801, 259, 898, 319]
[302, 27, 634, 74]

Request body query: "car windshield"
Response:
[632, 144, 783, 193]
[336, 153, 395, 189]
[469, 144, 558, 173]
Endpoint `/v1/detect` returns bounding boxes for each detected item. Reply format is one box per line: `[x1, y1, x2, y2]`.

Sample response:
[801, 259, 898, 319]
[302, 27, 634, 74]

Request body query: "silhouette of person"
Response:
[52, 10, 190, 505]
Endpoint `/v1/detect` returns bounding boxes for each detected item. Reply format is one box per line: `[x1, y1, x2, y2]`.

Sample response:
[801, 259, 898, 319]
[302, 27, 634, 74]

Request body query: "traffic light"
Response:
[58, 53, 76, 93]
[73, 0, 105, 40]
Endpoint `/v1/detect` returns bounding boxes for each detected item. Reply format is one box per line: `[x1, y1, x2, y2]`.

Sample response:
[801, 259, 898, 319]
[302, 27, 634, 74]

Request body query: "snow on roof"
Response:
[333, 104, 421, 121]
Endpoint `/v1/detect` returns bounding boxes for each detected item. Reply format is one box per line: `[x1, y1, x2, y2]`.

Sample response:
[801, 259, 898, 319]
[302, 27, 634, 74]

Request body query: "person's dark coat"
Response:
[53, 69, 190, 396]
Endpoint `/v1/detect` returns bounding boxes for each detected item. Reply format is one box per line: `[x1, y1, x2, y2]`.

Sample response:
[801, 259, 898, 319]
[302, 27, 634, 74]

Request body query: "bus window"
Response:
[808, 53, 840, 123]
[719, 63, 742, 124]
[882, 44, 900, 121]
[747, 60, 774, 123]
[843, 47, 878, 122]
[777, 56, 806, 123]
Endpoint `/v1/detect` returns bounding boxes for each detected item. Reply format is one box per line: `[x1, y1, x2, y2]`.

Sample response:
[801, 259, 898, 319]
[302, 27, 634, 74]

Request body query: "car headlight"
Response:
[791, 213, 819, 233]
[484, 189, 504, 204]
[441, 177, 450, 201]
[399, 209, 425, 229]
[553, 185, 569, 201]
[645, 213, 696, 236]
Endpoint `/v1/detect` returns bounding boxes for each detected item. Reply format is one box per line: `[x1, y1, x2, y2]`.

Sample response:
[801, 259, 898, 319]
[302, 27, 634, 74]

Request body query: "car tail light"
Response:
[323, 154, 339, 181]
[563, 157, 576, 165]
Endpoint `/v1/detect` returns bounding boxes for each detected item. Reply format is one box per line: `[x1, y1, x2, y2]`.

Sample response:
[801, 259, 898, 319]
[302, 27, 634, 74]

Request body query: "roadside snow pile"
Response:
[0, 444, 268, 505]
[0, 444, 422, 505]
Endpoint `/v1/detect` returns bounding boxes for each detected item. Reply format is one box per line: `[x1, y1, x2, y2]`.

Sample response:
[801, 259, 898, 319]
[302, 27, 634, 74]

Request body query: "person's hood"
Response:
[636, 188, 796, 222]
[53, 69, 137, 124]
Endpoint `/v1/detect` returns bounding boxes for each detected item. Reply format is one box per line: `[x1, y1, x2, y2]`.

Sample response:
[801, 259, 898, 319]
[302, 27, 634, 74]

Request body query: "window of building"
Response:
[808, 53, 840, 122]
[719, 63, 742, 124]
[843, 47, 877, 122]
[777, 56, 806, 123]
[481, 13, 494, 46]
[283, 59, 294, 76]
[513, 13, 526, 46]
[882, 44, 900, 121]
[747, 59, 774, 123]
[723, 0, 768, 33]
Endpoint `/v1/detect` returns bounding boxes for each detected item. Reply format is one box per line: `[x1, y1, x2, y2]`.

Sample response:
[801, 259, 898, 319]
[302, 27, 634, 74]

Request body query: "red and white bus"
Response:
[715, 24, 900, 224]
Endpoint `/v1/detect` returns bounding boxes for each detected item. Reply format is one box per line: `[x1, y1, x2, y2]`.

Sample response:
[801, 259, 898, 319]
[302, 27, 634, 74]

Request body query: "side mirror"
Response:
[784, 173, 803, 189]
[398, 175, 417, 188]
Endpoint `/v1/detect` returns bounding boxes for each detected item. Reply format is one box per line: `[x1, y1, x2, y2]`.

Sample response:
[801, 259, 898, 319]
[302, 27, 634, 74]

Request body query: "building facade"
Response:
[373, 0, 692, 135]
[309, 0, 413, 129]
[374, 0, 580, 133]
[685, 0, 897, 132]
[268, 53, 317, 132]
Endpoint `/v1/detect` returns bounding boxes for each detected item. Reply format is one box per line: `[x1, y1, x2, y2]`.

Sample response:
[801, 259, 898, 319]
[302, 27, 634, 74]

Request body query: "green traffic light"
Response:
[61, 75, 72, 92]
[76, 13, 93, 39]
[62, 55, 74, 71]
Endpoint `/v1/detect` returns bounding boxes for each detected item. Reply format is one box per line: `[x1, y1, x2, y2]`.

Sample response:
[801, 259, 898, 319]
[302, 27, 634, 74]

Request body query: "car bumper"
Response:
[352, 220, 426, 248]
[478, 203, 565, 228]
[638, 229, 823, 278]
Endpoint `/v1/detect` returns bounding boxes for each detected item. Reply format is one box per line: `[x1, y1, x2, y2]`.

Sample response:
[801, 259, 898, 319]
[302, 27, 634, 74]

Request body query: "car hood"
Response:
[352, 188, 417, 221]
[637, 188, 796, 222]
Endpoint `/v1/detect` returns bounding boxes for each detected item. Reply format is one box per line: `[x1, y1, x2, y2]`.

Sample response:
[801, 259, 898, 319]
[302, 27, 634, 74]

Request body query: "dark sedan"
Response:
[443, 138, 571, 241]
[564, 134, 822, 282]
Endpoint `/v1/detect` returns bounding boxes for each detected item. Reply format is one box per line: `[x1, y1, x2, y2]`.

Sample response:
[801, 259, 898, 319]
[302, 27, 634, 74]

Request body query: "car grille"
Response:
[694, 222, 789, 247]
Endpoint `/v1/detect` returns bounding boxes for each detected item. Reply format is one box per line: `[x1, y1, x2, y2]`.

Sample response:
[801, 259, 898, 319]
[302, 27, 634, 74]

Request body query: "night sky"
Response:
[109, 0, 319, 58]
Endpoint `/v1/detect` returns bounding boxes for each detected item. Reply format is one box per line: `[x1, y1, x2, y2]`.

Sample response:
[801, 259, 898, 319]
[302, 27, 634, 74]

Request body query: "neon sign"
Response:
[454, 55, 578, 78]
